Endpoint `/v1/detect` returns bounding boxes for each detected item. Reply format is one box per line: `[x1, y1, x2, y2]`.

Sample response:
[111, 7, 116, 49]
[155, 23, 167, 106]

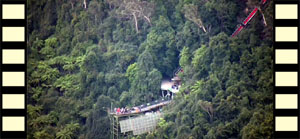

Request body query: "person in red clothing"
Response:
[117, 107, 120, 114]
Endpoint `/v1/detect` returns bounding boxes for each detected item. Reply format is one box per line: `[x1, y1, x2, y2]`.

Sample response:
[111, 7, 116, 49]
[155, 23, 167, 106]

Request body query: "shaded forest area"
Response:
[28, 0, 273, 138]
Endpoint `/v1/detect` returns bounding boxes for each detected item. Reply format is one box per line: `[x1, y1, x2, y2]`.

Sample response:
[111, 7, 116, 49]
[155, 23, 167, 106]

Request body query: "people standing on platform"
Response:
[117, 107, 120, 114]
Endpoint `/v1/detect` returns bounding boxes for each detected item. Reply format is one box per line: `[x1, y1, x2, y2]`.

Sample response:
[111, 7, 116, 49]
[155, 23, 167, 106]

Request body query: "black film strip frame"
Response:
[0, 0, 27, 138]
[274, 0, 300, 138]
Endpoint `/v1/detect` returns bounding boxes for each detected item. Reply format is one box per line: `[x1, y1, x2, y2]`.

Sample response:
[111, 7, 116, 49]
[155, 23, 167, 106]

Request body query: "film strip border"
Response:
[274, 0, 300, 138]
[0, 0, 27, 138]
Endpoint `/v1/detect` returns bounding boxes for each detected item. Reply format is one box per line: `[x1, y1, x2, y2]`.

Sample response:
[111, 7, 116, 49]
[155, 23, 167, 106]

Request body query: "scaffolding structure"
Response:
[120, 112, 162, 135]
[110, 114, 136, 139]
[110, 115, 119, 139]
[110, 112, 162, 139]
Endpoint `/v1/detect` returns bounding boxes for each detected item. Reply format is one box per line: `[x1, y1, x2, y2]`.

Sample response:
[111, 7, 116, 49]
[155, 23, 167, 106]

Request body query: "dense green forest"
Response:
[27, 0, 273, 138]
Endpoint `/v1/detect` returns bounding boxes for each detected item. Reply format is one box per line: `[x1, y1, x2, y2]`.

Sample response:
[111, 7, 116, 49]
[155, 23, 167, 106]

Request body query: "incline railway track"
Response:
[231, 0, 268, 37]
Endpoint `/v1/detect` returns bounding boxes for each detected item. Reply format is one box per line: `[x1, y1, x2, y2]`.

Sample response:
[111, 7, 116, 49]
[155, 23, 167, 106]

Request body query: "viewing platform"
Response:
[110, 99, 171, 117]
[110, 67, 183, 138]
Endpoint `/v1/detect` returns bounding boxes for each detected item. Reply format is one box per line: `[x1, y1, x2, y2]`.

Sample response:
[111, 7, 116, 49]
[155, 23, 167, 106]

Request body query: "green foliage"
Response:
[126, 63, 138, 83]
[28, 0, 273, 138]
[179, 46, 190, 68]
[56, 123, 80, 139]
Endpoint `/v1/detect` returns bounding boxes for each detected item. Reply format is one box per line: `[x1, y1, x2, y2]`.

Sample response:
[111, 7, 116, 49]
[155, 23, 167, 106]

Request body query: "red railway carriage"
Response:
[231, 0, 268, 37]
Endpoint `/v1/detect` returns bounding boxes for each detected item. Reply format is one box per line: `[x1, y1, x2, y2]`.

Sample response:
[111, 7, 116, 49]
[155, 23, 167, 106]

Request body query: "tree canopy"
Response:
[28, 0, 273, 138]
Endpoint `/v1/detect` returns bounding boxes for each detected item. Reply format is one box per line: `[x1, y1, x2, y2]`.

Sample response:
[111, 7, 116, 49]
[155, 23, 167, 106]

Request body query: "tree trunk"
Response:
[258, 8, 267, 26]
[83, 0, 87, 9]
[202, 26, 207, 33]
[133, 13, 139, 33]
[143, 15, 152, 26]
